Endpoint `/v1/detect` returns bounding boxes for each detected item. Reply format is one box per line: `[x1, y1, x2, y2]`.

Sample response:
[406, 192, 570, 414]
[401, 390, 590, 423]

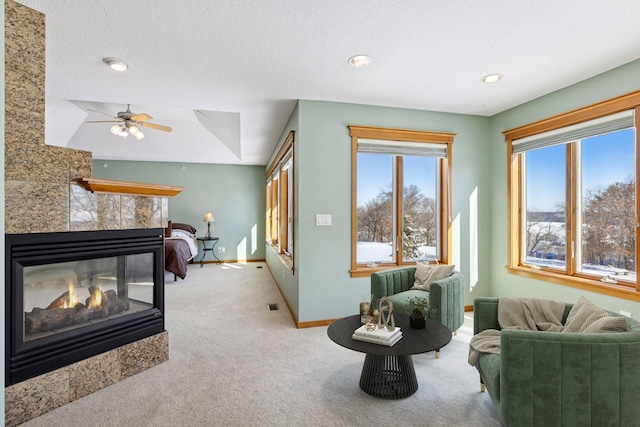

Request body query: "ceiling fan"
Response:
[86, 104, 172, 140]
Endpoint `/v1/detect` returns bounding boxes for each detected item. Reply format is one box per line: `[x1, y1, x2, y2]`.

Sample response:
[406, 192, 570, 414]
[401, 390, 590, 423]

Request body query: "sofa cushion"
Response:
[563, 296, 629, 333]
[387, 290, 430, 315]
[412, 263, 455, 291]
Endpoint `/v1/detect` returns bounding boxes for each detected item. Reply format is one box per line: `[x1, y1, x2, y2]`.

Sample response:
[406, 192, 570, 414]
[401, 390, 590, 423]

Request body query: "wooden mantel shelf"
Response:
[77, 178, 183, 197]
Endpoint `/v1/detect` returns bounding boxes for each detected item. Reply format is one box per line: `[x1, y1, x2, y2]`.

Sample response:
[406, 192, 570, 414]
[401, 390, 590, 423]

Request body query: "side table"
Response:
[197, 237, 221, 267]
[327, 314, 452, 399]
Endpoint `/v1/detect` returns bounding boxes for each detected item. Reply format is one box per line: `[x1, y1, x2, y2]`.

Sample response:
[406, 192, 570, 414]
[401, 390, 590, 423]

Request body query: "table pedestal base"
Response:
[359, 354, 418, 399]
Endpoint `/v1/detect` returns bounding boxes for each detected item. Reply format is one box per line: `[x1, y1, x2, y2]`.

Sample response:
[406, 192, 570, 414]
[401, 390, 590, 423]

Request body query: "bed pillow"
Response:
[563, 296, 629, 333]
[412, 263, 455, 291]
[164, 220, 173, 238]
[172, 229, 195, 239]
[172, 222, 197, 235]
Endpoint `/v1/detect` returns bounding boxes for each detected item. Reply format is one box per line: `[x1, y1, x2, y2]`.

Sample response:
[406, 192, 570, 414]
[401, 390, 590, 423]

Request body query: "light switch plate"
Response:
[316, 214, 332, 226]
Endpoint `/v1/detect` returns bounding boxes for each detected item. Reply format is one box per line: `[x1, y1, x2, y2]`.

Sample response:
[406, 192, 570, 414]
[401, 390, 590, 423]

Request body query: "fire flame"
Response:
[87, 286, 102, 309]
[63, 282, 77, 309]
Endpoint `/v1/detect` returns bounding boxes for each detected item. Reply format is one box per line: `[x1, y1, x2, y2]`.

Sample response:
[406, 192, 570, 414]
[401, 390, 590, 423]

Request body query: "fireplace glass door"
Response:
[23, 253, 154, 342]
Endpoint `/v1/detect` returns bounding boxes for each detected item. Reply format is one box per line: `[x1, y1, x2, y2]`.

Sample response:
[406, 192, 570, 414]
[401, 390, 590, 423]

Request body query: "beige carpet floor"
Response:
[20, 262, 501, 427]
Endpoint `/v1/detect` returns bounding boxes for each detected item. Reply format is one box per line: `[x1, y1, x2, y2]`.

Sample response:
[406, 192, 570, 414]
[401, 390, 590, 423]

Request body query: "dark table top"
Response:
[327, 313, 452, 356]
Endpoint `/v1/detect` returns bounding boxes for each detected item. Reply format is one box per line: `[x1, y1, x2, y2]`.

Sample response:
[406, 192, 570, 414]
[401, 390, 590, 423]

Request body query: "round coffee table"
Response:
[327, 313, 452, 399]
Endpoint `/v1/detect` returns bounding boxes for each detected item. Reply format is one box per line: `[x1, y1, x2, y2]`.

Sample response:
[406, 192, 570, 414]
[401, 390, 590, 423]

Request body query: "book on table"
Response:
[352, 332, 402, 347]
[353, 325, 401, 341]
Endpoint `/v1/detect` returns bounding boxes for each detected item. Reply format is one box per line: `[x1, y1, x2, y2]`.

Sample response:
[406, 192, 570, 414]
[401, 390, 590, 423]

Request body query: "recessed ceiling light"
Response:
[481, 74, 503, 84]
[349, 55, 371, 68]
[103, 57, 129, 72]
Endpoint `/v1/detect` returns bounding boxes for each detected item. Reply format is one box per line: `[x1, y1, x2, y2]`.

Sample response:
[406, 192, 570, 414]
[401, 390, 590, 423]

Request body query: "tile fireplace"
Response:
[5, 228, 165, 386]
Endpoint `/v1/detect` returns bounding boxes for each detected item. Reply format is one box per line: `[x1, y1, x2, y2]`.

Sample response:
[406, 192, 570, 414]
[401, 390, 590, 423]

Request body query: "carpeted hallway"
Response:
[20, 262, 501, 427]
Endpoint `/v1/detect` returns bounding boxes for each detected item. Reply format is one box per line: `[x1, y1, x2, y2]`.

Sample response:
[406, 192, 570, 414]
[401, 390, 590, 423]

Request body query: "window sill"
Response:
[506, 265, 640, 302]
[350, 263, 418, 278]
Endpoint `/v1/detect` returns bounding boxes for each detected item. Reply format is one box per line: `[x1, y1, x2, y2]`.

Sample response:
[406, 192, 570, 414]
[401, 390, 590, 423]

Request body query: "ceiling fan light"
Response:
[110, 125, 122, 135]
[118, 130, 128, 138]
[134, 130, 144, 140]
[128, 124, 140, 135]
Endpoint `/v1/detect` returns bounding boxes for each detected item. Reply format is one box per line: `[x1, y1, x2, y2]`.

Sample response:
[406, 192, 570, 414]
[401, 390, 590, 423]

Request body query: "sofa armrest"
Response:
[429, 271, 465, 332]
[473, 297, 500, 335]
[499, 328, 640, 426]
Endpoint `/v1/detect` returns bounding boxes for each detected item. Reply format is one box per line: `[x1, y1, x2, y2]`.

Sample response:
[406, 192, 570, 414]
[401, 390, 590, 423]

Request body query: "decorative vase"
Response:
[410, 311, 426, 329]
[359, 302, 371, 323]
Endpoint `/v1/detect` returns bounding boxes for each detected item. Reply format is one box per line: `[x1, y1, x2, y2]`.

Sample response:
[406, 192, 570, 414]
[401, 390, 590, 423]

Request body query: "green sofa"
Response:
[370, 267, 465, 334]
[473, 297, 640, 427]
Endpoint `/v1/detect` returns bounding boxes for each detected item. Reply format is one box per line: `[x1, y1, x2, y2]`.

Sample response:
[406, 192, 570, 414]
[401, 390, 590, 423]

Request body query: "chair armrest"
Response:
[428, 271, 465, 332]
[499, 328, 640, 426]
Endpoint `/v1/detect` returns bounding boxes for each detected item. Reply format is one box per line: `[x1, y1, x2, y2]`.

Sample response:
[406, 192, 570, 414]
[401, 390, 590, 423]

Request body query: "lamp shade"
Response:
[203, 212, 215, 222]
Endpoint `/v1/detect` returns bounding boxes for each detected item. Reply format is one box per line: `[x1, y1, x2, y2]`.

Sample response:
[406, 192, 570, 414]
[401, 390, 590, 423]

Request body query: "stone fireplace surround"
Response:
[4, 2, 174, 425]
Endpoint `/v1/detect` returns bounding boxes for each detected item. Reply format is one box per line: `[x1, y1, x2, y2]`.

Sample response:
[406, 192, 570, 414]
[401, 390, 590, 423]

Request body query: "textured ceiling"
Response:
[15, 0, 640, 165]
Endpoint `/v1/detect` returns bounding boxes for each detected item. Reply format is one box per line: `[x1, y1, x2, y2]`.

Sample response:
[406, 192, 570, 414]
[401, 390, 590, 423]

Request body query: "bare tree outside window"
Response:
[582, 178, 635, 272]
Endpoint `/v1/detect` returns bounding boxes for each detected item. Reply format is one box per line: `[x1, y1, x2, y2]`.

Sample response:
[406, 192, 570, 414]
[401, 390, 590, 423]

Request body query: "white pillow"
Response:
[171, 229, 194, 239]
[412, 263, 455, 291]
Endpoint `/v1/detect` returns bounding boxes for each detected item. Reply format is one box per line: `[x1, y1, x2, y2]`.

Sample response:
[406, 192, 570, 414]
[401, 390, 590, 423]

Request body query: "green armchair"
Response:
[473, 297, 640, 426]
[370, 267, 465, 334]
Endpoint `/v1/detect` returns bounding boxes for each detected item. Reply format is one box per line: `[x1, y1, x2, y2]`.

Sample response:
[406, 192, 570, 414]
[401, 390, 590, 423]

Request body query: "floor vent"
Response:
[257, 266, 263, 269]
[268, 303, 279, 311]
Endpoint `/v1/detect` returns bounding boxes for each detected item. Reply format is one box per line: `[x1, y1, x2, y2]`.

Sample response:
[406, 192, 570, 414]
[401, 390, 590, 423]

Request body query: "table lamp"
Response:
[202, 212, 215, 238]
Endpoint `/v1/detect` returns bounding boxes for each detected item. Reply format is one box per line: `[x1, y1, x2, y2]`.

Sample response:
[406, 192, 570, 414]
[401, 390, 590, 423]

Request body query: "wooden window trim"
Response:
[266, 182, 272, 243]
[266, 131, 295, 272]
[504, 90, 640, 298]
[349, 125, 455, 277]
[279, 168, 289, 252]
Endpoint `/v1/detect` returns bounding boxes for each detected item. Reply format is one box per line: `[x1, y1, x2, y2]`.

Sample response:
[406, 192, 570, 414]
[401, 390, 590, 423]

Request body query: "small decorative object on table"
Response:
[371, 308, 380, 324]
[359, 294, 373, 323]
[377, 296, 395, 332]
[408, 296, 429, 329]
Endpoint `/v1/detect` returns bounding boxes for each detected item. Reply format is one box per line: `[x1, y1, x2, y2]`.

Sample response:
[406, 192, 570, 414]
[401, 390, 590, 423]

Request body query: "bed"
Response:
[164, 222, 198, 280]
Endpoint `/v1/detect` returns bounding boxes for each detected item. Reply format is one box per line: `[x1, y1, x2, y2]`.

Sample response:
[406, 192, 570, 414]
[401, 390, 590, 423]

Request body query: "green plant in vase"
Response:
[408, 296, 429, 329]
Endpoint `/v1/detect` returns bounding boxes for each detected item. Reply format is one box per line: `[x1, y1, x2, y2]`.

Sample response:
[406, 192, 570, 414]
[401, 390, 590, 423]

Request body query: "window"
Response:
[266, 131, 294, 269]
[349, 125, 454, 277]
[505, 91, 640, 299]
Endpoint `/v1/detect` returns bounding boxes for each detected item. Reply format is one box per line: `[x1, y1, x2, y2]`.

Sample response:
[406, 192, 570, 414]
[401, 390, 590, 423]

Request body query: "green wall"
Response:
[92, 160, 266, 262]
[489, 59, 640, 317]
[268, 100, 492, 323]
[265, 103, 300, 320]
[267, 59, 640, 324]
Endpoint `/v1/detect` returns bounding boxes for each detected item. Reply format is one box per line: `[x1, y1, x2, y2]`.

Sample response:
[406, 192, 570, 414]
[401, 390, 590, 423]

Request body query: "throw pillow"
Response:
[164, 220, 173, 238]
[563, 296, 629, 333]
[412, 262, 433, 290]
[412, 263, 455, 291]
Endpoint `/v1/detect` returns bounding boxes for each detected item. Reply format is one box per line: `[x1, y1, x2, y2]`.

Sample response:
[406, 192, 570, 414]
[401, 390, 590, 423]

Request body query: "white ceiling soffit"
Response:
[195, 110, 241, 160]
[14, 0, 640, 166]
[55, 100, 247, 164]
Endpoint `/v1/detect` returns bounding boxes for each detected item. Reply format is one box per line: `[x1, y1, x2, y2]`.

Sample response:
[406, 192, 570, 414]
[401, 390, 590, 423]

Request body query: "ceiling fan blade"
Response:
[131, 113, 153, 121]
[139, 122, 172, 132]
[87, 108, 119, 119]
[86, 120, 122, 123]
